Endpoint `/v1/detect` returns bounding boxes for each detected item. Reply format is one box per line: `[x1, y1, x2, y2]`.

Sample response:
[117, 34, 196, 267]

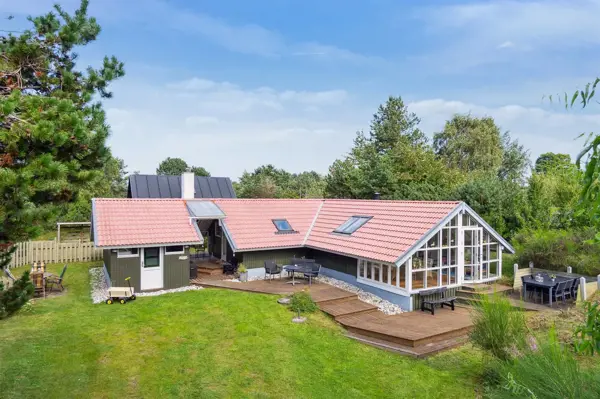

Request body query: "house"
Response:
[127, 174, 236, 198]
[92, 173, 514, 310]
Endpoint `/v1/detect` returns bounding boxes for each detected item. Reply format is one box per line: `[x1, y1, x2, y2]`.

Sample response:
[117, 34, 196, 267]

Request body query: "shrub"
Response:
[574, 301, 600, 356]
[513, 228, 600, 276]
[490, 331, 600, 399]
[289, 290, 317, 317]
[470, 294, 527, 360]
[0, 270, 34, 319]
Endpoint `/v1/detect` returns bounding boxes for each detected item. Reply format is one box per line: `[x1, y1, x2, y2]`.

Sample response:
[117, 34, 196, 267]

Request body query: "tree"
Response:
[434, 114, 504, 174]
[499, 132, 530, 183]
[236, 165, 325, 198]
[369, 96, 427, 153]
[535, 152, 572, 173]
[156, 157, 210, 176]
[0, 0, 124, 268]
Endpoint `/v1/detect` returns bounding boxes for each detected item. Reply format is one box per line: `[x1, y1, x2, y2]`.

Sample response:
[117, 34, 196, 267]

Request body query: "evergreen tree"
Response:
[0, 0, 124, 268]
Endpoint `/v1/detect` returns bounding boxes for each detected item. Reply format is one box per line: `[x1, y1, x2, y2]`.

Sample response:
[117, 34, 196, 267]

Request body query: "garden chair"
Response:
[562, 279, 575, 301]
[303, 263, 321, 286]
[47, 265, 67, 292]
[570, 278, 580, 301]
[551, 280, 568, 305]
[264, 260, 282, 281]
[30, 272, 45, 298]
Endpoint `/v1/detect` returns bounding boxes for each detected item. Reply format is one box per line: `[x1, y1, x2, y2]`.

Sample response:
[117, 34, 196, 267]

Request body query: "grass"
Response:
[0, 262, 483, 398]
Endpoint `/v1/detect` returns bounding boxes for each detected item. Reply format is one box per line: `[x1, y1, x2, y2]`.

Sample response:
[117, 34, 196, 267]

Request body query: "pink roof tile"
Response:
[305, 200, 460, 263]
[93, 199, 202, 247]
[213, 199, 322, 250]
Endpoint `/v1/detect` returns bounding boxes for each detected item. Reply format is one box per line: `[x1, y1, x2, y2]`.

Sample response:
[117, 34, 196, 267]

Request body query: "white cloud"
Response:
[497, 41, 515, 49]
[415, 0, 600, 69]
[185, 116, 219, 127]
[408, 98, 600, 162]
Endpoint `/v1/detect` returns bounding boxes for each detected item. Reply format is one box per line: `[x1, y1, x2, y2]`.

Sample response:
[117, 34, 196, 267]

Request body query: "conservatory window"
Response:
[358, 259, 402, 289]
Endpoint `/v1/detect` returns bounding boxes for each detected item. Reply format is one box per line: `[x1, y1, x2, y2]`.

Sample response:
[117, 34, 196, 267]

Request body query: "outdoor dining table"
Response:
[521, 274, 570, 307]
[282, 264, 309, 286]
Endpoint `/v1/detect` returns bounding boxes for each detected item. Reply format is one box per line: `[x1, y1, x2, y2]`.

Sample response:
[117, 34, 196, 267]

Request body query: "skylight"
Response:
[272, 219, 293, 232]
[334, 216, 372, 234]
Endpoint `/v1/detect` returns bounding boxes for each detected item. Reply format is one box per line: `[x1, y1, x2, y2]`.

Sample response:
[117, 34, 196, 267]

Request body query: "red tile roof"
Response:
[213, 199, 322, 250]
[92, 197, 462, 263]
[93, 199, 202, 247]
[305, 200, 459, 263]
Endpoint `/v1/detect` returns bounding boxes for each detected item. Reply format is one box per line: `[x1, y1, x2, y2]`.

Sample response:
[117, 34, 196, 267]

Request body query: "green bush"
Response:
[0, 270, 34, 319]
[513, 228, 600, 276]
[470, 294, 526, 361]
[289, 291, 317, 316]
[574, 302, 600, 356]
[490, 332, 600, 399]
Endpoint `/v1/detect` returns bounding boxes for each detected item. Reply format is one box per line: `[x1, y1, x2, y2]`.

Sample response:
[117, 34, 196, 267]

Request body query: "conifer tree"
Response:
[0, 0, 124, 268]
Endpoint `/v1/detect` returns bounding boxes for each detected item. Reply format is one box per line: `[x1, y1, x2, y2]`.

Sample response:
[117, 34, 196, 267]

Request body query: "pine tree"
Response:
[0, 0, 124, 267]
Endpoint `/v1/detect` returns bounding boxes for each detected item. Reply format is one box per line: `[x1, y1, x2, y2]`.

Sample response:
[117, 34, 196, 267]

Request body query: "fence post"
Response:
[580, 277, 587, 301]
[597, 275, 600, 292]
[513, 263, 518, 276]
[567, 266, 572, 274]
[529, 261, 534, 274]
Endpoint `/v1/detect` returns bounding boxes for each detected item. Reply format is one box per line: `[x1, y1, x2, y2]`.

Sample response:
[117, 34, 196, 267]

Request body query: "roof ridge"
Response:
[303, 200, 325, 245]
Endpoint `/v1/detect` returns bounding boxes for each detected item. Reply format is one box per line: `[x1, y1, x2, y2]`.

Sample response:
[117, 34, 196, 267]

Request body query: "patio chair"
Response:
[264, 260, 282, 281]
[571, 278, 580, 301]
[551, 280, 568, 305]
[563, 278, 575, 301]
[521, 276, 539, 301]
[30, 272, 45, 298]
[47, 265, 67, 292]
[303, 263, 321, 286]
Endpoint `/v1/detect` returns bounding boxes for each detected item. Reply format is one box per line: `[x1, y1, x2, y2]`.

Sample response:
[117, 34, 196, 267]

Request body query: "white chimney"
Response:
[181, 172, 195, 199]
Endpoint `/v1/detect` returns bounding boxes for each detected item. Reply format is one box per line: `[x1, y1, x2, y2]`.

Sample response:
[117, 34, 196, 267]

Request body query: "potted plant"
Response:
[238, 264, 248, 282]
[550, 274, 556, 282]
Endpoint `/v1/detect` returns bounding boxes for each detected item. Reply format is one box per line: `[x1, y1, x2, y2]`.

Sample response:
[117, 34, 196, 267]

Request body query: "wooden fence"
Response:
[8, 240, 103, 269]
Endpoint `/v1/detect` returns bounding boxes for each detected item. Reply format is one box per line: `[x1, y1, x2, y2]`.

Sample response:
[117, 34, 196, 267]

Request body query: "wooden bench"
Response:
[419, 287, 456, 315]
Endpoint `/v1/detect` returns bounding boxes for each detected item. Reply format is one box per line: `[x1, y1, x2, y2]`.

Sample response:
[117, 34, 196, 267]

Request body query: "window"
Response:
[357, 259, 401, 289]
[117, 248, 139, 258]
[411, 217, 460, 290]
[143, 247, 160, 268]
[272, 219, 294, 232]
[165, 245, 184, 255]
[334, 216, 372, 234]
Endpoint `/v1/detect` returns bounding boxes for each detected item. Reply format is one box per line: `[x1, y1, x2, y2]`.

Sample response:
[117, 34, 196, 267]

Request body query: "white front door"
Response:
[140, 247, 163, 290]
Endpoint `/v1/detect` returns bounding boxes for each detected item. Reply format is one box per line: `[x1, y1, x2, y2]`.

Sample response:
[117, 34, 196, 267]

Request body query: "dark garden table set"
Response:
[521, 273, 579, 307]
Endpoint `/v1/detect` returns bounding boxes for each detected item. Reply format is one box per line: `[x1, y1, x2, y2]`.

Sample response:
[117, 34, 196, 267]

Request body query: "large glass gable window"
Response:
[272, 219, 293, 232]
[334, 216, 372, 234]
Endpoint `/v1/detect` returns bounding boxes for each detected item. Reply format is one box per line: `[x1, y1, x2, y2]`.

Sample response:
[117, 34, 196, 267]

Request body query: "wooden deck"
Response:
[192, 277, 475, 357]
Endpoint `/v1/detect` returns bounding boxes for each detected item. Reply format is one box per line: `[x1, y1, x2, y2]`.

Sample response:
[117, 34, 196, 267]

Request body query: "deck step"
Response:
[319, 298, 378, 318]
[346, 331, 469, 358]
[311, 288, 357, 305]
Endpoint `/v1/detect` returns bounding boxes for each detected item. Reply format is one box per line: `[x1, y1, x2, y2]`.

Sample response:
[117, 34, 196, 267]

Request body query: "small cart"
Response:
[106, 277, 136, 304]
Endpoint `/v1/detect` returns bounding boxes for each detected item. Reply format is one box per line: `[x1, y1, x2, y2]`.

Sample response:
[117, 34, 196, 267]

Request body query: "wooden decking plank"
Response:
[319, 298, 378, 318]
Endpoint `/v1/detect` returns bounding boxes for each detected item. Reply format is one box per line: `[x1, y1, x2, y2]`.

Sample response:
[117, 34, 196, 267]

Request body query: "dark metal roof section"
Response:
[128, 175, 236, 199]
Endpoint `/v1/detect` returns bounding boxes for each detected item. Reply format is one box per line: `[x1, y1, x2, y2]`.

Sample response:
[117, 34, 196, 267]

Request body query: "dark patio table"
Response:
[282, 264, 310, 286]
[522, 274, 570, 307]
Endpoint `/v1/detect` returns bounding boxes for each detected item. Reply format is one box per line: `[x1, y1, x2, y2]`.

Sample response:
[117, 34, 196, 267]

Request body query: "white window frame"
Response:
[356, 258, 409, 295]
[164, 245, 185, 255]
[117, 248, 139, 258]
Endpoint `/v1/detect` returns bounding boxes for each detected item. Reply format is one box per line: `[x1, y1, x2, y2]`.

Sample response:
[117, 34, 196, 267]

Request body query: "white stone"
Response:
[315, 276, 404, 315]
[89, 267, 203, 303]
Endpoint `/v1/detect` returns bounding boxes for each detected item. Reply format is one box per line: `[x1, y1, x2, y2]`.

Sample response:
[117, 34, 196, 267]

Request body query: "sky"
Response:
[2, 0, 600, 180]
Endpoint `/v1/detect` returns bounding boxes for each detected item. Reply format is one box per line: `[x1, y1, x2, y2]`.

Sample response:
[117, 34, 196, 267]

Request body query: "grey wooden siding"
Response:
[107, 251, 141, 290]
[164, 247, 190, 289]
[241, 248, 306, 269]
[103, 250, 112, 275]
[411, 288, 458, 311]
[306, 249, 357, 276]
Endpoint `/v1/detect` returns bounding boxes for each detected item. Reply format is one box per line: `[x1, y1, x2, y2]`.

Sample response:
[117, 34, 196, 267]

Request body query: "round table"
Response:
[282, 265, 308, 285]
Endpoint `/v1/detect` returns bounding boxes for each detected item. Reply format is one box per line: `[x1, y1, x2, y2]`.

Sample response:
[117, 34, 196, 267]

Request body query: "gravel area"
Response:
[90, 267, 109, 304]
[315, 276, 404, 315]
[89, 267, 203, 303]
[137, 285, 203, 297]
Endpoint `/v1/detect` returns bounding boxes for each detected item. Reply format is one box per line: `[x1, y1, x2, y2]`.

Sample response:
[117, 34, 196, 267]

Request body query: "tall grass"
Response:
[490, 331, 600, 399]
[469, 294, 526, 360]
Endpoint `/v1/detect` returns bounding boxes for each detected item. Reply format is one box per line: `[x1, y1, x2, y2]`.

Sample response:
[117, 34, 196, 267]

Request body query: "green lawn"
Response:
[0, 263, 483, 398]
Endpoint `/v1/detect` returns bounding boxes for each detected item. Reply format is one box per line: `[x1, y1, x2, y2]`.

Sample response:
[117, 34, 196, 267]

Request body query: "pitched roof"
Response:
[92, 199, 202, 247]
[305, 200, 460, 263]
[128, 175, 236, 199]
[213, 199, 323, 250]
